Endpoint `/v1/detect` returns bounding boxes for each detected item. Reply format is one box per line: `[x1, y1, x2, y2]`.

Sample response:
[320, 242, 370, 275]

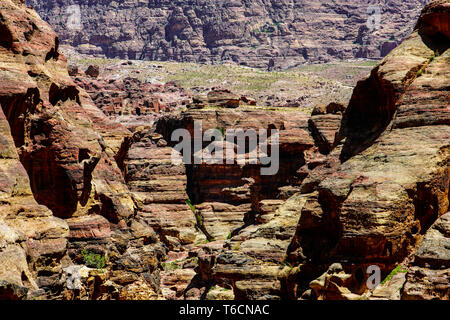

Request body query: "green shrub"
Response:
[186, 198, 195, 213]
[81, 249, 107, 269]
[186, 198, 203, 226]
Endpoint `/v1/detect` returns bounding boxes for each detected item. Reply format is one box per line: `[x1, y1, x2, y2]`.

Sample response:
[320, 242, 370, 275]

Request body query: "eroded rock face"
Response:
[1, 0, 449, 301]
[179, 1, 449, 300]
[401, 212, 450, 300]
[0, 0, 166, 300]
[73, 68, 192, 131]
[26, 0, 426, 68]
[0, 104, 69, 299]
[0, 0, 135, 221]
[286, 1, 449, 299]
[112, 106, 321, 299]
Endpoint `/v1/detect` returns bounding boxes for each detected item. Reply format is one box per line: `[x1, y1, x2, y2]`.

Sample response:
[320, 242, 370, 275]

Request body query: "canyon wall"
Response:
[0, 0, 448, 300]
[0, 0, 165, 299]
[26, 0, 428, 68]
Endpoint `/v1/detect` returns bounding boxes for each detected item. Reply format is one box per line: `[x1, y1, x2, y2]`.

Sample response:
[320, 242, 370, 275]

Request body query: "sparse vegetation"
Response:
[281, 261, 295, 269]
[161, 261, 181, 271]
[429, 50, 439, 63]
[381, 265, 408, 285]
[209, 285, 232, 292]
[191, 257, 199, 264]
[216, 127, 226, 138]
[195, 239, 211, 245]
[186, 198, 196, 213]
[186, 198, 215, 242]
[232, 243, 241, 250]
[61, 46, 379, 109]
[187, 198, 203, 226]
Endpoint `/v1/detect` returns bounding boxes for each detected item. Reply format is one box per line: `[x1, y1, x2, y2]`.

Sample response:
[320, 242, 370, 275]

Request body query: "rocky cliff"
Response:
[149, 0, 450, 300]
[0, 0, 448, 301]
[0, 0, 165, 299]
[26, 0, 428, 69]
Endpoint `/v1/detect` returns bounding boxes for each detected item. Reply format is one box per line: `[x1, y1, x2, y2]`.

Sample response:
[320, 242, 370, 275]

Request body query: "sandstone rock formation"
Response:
[0, 0, 448, 301]
[72, 67, 192, 130]
[0, 0, 165, 299]
[0, 98, 69, 300]
[402, 212, 450, 300]
[152, 0, 448, 300]
[26, 0, 427, 68]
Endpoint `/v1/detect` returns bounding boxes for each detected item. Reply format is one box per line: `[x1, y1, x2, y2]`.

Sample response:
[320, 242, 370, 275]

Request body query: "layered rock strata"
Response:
[182, 0, 450, 300]
[26, 0, 426, 69]
[0, 0, 448, 301]
[0, 0, 165, 300]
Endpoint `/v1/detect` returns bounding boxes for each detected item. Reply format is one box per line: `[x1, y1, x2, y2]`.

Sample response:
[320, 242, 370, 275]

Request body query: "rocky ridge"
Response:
[26, 0, 428, 69]
[149, 0, 450, 300]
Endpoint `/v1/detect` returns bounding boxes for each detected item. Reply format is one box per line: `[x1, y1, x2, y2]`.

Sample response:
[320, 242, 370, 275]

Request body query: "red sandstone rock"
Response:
[0, 0, 164, 300]
[1, 0, 448, 302]
[67, 215, 111, 240]
[185, 1, 450, 300]
[73, 73, 191, 131]
[85, 65, 100, 78]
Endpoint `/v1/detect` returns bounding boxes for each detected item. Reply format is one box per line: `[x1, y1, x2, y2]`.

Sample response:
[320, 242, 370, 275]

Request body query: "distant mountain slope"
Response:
[26, 0, 427, 69]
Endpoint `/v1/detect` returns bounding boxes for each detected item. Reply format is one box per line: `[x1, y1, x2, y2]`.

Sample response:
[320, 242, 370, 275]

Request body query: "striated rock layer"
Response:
[26, 0, 427, 69]
[179, 0, 449, 300]
[0, 0, 449, 301]
[0, 0, 166, 300]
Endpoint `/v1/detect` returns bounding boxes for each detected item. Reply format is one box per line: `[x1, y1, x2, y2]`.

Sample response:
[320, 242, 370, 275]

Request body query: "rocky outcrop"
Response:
[286, 0, 449, 300]
[122, 130, 198, 248]
[115, 106, 320, 298]
[25, 0, 426, 68]
[190, 90, 241, 109]
[309, 103, 346, 154]
[0, 0, 166, 300]
[72, 66, 192, 131]
[179, 0, 449, 300]
[402, 212, 450, 300]
[1, 0, 448, 301]
[135, 102, 342, 299]
[0, 98, 68, 300]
